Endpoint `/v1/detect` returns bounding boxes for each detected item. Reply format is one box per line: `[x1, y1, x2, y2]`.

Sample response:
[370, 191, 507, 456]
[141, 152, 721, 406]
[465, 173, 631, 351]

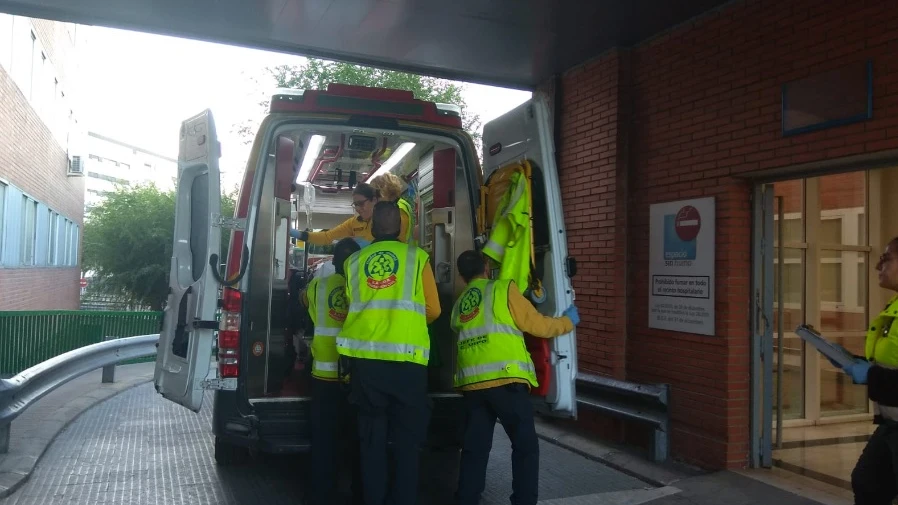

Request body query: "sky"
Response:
[74, 26, 531, 190]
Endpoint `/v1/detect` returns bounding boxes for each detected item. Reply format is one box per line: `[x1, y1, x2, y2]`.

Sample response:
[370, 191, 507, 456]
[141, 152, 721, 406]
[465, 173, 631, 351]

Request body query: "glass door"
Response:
[817, 172, 870, 417]
[769, 171, 873, 426]
[772, 180, 806, 422]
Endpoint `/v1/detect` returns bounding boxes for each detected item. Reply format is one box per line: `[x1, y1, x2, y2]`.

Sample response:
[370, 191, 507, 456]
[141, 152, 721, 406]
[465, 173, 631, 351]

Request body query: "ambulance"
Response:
[152, 83, 578, 464]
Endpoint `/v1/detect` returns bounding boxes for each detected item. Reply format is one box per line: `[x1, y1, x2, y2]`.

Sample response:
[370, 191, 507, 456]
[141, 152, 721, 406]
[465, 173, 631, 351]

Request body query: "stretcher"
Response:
[479, 160, 552, 396]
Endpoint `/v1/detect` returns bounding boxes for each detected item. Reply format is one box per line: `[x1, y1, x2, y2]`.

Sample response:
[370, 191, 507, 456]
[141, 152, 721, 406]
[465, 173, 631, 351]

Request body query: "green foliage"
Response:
[237, 58, 481, 148]
[83, 184, 237, 311]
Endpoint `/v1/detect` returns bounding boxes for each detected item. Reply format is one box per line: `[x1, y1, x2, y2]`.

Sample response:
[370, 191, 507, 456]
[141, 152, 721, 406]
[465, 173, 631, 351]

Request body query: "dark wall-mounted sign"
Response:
[782, 60, 872, 136]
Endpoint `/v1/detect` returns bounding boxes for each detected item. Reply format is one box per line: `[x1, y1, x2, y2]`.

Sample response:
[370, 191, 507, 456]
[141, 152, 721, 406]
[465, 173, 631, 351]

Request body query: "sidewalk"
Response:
[534, 418, 854, 505]
[0, 362, 154, 498]
[0, 362, 856, 504]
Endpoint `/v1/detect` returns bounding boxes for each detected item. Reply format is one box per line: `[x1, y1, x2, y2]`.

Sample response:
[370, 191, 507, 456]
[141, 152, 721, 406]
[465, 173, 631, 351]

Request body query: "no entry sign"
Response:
[674, 206, 702, 242]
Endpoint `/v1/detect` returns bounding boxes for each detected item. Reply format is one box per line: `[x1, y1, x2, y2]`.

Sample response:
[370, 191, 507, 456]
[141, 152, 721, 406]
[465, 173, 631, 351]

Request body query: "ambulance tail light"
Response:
[219, 287, 242, 378]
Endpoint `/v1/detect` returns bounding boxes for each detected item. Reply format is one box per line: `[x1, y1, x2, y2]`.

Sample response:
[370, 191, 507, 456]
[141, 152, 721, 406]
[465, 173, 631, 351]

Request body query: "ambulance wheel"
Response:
[214, 436, 249, 465]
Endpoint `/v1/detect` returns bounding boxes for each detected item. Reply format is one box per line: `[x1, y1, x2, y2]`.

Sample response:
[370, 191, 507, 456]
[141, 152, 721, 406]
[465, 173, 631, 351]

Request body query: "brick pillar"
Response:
[557, 50, 631, 380]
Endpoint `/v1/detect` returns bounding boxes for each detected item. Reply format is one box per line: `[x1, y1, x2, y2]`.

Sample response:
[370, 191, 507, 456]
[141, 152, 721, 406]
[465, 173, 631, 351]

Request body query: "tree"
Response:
[83, 184, 237, 311]
[235, 59, 482, 149]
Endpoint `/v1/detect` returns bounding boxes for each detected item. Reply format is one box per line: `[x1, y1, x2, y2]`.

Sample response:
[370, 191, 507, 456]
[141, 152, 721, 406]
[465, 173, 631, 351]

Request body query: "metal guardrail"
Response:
[576, 372, 670, 463]
[0, 334, 160, 454]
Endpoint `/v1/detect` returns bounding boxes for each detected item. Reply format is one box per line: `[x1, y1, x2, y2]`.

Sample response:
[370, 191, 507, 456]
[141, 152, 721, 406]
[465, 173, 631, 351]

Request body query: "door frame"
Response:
[750, 169, 884, 467]
[750, 183, 774, 468]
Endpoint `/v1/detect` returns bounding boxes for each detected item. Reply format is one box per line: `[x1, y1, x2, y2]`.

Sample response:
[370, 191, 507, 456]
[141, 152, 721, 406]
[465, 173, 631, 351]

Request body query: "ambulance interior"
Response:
[242, 122, 560, 406]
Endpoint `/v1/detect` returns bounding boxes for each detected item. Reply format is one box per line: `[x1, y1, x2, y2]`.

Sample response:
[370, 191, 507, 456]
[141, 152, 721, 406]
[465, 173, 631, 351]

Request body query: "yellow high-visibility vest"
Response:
[307, 273, 348, 381]
[483, 171, 531, 292]
[865, 295, 898, 421]
[866, 295, 898, 365]
[398, 198, 416, 246]
[450, 278, 538, 388]
[337, 241, 430, 365]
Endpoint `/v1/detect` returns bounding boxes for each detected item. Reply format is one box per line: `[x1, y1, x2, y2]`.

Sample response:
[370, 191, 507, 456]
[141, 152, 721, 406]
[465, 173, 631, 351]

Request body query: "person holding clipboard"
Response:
[820, 238, 898, 505]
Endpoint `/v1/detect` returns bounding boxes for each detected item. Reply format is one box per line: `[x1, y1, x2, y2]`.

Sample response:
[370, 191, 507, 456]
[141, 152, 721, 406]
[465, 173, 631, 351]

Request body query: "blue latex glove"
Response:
[289, 229, 309, 241]
[353, 237, 371, 248]
[844, 360, 872, 385]
[563, 304, 580, 326]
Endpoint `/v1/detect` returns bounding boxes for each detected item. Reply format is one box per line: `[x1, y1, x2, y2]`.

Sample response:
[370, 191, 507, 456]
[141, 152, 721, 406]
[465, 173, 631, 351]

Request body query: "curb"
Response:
[533, 417, 706, 488]
[0, 364, 154, 499]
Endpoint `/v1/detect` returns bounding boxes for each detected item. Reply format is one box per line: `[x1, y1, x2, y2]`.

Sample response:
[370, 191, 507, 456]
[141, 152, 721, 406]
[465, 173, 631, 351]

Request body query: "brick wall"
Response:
[555, 0, 898, 469]
[0, 268, 80, 310]
[775, 172, 867, 213]
[0, 17, 83, 310]
[557, 52, 631, 378]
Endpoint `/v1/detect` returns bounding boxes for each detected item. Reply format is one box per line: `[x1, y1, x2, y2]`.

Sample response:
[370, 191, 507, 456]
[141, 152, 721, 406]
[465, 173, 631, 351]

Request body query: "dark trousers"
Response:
[456, 382, 539, 505]
[852, 423, 898, 505]
[348, 358, 431, 505]
[309, 377, 363, 505]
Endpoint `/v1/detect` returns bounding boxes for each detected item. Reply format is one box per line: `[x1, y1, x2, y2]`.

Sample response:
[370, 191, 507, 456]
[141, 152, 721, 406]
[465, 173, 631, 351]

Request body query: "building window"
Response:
[0, 14, 12, 72]
[26, 31, 36, 100]
[63, 220, 71, 266]
[0, 182, 6, 258]
[10, 19, 33, 99]
[70, 224, 79, 265]
[87, 171, 130, 186]
[20, 196, 36, 265]
[0, 182, 78, 269]
[48, 211, 58, 265]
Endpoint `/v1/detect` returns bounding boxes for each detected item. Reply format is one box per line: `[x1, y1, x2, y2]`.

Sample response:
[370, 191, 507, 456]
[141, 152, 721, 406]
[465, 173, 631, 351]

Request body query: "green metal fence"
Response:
[0, 311, 162, 376]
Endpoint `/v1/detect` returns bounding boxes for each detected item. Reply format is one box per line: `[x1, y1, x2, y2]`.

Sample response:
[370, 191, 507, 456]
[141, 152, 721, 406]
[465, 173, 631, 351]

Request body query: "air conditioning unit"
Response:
[68, 155, 85, 176]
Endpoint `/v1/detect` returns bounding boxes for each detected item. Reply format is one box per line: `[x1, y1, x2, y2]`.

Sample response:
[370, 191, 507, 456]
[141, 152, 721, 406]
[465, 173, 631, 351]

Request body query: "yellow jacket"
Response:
[483, 171, 531, 292]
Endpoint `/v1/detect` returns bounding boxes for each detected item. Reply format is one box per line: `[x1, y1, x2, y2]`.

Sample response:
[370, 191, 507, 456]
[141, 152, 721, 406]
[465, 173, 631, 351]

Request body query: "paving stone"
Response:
[0, 383, 654, 505]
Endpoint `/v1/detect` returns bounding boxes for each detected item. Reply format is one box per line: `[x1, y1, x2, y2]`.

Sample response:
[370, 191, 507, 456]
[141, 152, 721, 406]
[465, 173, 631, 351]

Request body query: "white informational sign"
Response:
[648, 197, 715, 335]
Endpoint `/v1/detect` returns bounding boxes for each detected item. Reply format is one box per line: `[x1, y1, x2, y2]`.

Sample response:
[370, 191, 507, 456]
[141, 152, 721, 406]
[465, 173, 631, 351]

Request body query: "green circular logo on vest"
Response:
[458, 288, 482, 323]
[364, 251, 400, 289]
[327, 286, 348, 322]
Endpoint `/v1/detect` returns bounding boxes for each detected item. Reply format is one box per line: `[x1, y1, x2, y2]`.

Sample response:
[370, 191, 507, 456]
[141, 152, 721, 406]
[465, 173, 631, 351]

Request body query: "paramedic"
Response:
[829, 238, 898, 505]
[450, 250, 579, 505]
[302, 237, 363, 505]
[337, 201, 440, 505]
[370, 173, 415, 244]
[290, 181, 411, 246]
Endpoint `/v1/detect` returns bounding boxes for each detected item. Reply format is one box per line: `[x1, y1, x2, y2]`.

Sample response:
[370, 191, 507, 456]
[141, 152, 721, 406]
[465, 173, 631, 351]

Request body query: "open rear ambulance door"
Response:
[481, 95, 577, 418]
[154, 109, 222, 413]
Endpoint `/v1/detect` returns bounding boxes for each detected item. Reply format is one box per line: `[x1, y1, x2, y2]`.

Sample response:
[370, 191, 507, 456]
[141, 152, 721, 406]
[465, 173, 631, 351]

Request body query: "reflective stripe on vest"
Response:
[458, 360, 536, 382]
[348, 299, 425, 314]
[451, 279, 537, 388]
[458, 322, 521, 344]
[314, 360, 339, 372]
[338, 241, 430, 365]
[308, 274, 348, 380]
[483, 239, 505, 258]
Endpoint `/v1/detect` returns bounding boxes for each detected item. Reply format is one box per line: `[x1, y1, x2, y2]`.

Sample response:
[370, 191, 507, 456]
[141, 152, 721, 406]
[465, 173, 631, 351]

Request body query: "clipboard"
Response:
[794, 324, 858, 369]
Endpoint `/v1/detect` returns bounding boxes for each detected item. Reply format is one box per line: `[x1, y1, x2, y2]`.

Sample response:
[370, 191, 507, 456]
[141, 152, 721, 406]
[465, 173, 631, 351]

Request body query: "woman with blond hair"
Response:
[370, 173, 415, 245]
